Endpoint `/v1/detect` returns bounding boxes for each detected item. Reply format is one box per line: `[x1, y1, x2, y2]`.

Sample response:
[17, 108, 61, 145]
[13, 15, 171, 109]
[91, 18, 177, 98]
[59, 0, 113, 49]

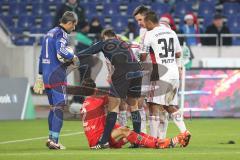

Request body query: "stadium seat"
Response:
[134, 0, 150, 4]
[0, 15, 14, 28]
[41, 15, 54, 32]
[114, 0, 129, 3]
[223, 3, 240, 17]
[12, 36, 35, 46]
[9, 27, 23, 34]
[82, 3, 97, 17]
[32, 3, 50, 16]
[29, 27, 46, 34]
[174, 2, 193, 18]
[9, 3, 26, 16]
[111, 16, 128, 33]
[202, 16, 213, 30]
[227, 16, 240, 33]
[98, 0, 112, 4]
[103, 3, 120, 16]
[151, 3, 171, 16]
[180, 0, 197, 5]
[198, 2, 215, 18]
[127, 2, 142, 15]
[17, 15, 35, 30]
[25, 0, 43, 4]
[202, 0, 216, 4]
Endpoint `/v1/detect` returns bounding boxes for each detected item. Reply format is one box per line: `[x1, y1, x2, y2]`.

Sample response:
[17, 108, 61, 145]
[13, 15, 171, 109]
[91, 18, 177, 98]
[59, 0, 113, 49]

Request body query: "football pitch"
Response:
[0, 119, 239, 160]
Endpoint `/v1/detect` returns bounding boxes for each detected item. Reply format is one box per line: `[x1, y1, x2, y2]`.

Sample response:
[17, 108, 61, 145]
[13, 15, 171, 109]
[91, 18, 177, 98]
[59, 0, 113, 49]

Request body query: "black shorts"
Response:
[109, 70, 142, 98]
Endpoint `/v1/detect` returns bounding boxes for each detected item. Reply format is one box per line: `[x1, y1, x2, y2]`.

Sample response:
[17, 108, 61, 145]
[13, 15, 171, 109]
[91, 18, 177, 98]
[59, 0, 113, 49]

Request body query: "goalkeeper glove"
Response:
[33, 74, 45, 94]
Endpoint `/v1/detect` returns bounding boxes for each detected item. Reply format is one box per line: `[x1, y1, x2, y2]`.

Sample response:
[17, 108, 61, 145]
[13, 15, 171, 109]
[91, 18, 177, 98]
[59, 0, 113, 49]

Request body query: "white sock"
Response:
[149, 116, 160, 138]
[172, 110, 187, 133]
[118, 111, 127, 127]
[139, 107, 147, 133]
[158, 111, 169, 139]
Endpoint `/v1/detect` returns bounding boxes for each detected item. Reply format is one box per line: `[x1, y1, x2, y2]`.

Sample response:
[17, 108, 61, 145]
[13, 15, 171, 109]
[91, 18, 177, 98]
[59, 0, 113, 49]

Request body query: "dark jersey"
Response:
[77, 39, 142, 74]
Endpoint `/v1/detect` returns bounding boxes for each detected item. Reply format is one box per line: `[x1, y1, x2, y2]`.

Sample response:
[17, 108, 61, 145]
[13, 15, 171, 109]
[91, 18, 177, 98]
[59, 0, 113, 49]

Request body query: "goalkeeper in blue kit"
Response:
[33, 11, 79, 150]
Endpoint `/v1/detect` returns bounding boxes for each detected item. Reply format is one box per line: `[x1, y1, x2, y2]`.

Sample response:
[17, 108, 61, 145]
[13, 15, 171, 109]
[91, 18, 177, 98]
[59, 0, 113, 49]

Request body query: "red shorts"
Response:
[88, 124, 124, 148]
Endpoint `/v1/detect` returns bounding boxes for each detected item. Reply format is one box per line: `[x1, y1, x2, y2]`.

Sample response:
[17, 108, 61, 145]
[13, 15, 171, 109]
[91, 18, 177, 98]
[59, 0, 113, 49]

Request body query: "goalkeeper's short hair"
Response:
[60, 11, 78, 24]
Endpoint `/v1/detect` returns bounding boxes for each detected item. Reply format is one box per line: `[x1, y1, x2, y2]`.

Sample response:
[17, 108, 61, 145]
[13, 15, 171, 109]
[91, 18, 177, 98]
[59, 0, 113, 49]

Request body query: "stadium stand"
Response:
[0, 0, 240, 45]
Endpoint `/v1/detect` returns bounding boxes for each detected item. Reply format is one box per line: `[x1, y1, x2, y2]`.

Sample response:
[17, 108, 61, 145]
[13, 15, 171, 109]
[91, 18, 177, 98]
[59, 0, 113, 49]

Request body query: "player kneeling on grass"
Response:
[33, 11, 79, 150]
[79, 78, 187, 149]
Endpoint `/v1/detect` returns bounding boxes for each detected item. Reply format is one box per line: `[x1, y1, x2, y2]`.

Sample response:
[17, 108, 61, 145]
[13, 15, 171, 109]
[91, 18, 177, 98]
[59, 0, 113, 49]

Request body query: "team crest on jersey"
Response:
[137, 135, 143, 141]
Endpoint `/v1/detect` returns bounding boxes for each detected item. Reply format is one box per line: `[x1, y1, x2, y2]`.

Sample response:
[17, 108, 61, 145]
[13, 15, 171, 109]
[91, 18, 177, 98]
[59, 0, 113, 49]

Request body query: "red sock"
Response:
[126, 131, 157, 148]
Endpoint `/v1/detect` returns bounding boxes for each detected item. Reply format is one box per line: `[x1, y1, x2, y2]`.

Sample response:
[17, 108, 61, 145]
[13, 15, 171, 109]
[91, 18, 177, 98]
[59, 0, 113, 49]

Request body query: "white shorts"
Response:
[147, 79, 179, 106]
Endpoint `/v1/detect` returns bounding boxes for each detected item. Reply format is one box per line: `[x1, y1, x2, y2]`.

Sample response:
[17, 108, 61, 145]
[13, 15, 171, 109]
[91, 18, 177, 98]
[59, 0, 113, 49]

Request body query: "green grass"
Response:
[0, 119, 239, 160]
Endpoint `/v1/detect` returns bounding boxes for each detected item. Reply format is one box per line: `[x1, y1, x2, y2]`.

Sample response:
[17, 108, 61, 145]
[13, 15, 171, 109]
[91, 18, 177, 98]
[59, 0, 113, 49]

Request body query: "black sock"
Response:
[99, 112, 117, 144]
[131, 111, 141, 133]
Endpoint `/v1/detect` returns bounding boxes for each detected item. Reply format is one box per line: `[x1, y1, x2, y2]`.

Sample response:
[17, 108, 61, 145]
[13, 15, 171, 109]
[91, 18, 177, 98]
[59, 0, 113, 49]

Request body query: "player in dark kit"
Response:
[79, 78, 186, 149]
[77, 29, 143, 149]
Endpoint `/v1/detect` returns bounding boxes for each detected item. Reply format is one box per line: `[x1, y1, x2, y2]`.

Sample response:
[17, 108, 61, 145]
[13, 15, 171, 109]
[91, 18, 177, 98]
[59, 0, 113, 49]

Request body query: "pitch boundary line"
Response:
[0, 151, 240, 156]
[0, 131, 84, 145]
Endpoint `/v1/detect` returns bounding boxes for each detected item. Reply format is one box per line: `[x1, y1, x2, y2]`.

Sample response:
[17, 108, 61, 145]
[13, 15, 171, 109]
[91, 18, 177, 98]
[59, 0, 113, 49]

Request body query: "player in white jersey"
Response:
[142, 11, 191, 147]
[132, 6, 151, 135]
[133, 6, 169, 139]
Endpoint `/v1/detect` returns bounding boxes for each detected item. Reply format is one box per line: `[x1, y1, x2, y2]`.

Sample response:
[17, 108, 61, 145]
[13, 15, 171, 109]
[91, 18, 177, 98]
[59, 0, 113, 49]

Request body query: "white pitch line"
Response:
[0, 151, 240, 156]
[0, 131, 84, 145]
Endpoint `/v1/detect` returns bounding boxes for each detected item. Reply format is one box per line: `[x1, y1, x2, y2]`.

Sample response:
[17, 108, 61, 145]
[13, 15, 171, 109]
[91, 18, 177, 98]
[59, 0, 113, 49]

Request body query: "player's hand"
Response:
[107, 74, 112, 84]
[72, 55, 80, 67]
[33, 74, 45, 94]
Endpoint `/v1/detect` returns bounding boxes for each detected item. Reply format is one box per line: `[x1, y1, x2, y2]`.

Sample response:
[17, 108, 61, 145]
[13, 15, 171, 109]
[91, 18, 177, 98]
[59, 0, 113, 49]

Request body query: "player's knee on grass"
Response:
[108, 96, 121, 112]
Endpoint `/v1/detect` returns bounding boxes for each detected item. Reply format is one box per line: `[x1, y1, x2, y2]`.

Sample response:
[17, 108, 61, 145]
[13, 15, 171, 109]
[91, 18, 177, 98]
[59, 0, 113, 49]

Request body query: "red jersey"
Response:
[80, 96, 108, 147]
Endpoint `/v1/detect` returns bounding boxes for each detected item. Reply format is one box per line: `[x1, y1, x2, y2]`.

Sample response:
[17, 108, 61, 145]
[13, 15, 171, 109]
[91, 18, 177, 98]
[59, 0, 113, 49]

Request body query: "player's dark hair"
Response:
[101, 28, 116, 38]
[144, 11, 159, 24]
[133, 5, 149, 16]
[60, 11, 78, 24]
[81, 78, 96, 96]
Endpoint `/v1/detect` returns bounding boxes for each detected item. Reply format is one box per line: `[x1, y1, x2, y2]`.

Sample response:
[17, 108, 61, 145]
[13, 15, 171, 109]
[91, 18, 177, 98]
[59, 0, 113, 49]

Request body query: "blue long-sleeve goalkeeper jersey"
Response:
[38, 25, 74, 88]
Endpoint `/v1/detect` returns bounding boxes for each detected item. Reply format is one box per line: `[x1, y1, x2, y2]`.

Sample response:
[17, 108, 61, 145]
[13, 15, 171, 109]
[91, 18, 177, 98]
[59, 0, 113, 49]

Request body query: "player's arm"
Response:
[56, 33, 74, 60]
[174, 33, 183, 78]
[139, 32, 150, 62]
[174, 35, 183, 68]
[76, 41, 104, 57]
[56, 33, 80, 66]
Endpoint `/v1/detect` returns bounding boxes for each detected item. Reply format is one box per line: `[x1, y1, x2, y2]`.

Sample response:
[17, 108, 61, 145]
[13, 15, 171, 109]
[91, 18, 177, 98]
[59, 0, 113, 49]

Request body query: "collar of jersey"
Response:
[58, 25, 69, 34]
